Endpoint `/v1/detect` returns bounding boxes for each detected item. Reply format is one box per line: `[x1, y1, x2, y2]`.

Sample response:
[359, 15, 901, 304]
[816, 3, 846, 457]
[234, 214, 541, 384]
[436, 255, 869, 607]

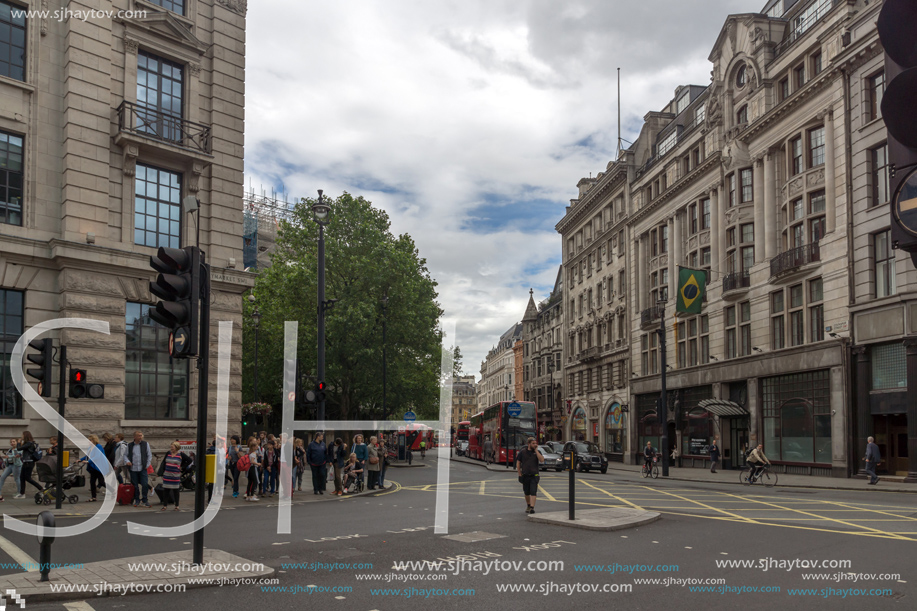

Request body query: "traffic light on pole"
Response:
[69, 369, 105, 399]
[149, 246, 201, 358]
[879, 0, 917, 265]
[26, 338, 52, 397]
[316, 381, 326, 404]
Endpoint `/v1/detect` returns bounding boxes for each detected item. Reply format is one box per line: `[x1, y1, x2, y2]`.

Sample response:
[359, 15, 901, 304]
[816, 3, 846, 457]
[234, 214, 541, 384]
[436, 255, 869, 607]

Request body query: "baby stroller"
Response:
[34, 457, 83, 505]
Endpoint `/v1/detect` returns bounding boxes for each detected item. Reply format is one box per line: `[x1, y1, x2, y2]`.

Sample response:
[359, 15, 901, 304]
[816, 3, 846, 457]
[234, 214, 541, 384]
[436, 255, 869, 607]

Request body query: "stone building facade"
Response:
[477, 322, 521, 410]
[0, 0, 250, 452]
[560, 0, 914, 478]
[451, 375, 476, 428]
[556, 151, 632, 458]
[521, 269, 566, 443]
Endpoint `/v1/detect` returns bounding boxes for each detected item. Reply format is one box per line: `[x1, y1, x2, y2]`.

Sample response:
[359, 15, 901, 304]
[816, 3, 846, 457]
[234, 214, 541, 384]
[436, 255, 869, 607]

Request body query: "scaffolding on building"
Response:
[242, 186, 302, 270]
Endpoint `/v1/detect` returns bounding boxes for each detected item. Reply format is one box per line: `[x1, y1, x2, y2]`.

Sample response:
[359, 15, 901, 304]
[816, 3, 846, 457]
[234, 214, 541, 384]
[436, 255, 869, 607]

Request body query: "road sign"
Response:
[404, 411, 416, 422]
[507, 402, 522, 417]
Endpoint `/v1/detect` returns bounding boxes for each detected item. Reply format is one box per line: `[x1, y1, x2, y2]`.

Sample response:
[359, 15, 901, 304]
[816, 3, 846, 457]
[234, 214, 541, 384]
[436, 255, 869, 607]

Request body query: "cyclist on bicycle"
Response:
[643, 441, 657, 473]
[419, 440, 426, 458]
[746, 444, 771, 482]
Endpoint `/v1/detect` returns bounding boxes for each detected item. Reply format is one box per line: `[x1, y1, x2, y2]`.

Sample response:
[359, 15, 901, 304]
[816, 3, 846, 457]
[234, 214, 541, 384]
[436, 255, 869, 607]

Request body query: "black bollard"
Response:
[568, 449, 576, 521]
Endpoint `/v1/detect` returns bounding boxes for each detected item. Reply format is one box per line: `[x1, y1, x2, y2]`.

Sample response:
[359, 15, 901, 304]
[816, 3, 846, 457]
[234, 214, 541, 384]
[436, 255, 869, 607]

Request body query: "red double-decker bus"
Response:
[466, 401, 537, 465]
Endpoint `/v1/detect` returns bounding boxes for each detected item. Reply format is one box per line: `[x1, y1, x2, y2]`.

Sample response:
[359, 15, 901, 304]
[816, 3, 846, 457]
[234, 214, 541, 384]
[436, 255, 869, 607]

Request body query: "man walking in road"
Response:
[709, 439, 721, 473]
[515, 437, 544, 514]
[864, 436, 881, 485]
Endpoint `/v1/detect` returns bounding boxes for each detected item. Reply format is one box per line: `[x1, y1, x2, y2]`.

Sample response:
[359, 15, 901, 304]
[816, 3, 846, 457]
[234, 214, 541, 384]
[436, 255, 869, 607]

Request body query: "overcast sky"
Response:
[244, 0, 758, 380]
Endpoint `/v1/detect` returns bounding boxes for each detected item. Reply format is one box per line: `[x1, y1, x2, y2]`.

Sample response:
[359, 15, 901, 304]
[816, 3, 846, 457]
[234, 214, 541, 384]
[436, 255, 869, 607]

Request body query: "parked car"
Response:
[546, 441, 567, 455]
[563, 441, 608, 474]
[537, 445, 564, 472]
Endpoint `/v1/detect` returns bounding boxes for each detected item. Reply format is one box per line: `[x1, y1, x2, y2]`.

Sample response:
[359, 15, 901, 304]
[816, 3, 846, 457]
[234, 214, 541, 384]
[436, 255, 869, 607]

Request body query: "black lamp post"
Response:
[381, 294, 388, 423]
[312, 190, 331, 422]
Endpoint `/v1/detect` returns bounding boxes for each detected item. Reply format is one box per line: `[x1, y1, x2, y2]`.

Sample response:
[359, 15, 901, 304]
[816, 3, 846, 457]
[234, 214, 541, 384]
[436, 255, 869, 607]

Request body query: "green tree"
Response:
[241, 192, 443, 424]
[451, 345, 463, 378]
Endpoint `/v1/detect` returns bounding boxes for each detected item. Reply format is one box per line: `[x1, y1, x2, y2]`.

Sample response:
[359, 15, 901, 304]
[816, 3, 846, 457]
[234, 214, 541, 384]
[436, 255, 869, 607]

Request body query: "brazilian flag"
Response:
[676, 267, 707, 314]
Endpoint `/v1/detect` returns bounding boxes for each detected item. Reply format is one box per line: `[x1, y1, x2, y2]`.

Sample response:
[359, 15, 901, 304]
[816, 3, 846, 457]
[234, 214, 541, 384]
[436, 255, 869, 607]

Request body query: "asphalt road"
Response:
[2, 453, 914, 611]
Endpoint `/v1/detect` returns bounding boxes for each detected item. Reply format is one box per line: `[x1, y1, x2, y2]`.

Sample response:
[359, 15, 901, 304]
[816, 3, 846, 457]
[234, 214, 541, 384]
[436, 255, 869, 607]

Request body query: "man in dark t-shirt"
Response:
[515, 437, 544, 514]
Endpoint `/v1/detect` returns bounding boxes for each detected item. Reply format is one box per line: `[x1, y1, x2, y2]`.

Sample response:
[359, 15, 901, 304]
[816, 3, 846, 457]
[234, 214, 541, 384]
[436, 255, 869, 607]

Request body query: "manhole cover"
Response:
[442, 531, 506, 543]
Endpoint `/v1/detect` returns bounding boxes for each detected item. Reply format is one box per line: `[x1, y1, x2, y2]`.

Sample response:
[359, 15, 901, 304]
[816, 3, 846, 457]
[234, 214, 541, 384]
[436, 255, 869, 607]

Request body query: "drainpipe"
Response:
[842, 67, 856, 477]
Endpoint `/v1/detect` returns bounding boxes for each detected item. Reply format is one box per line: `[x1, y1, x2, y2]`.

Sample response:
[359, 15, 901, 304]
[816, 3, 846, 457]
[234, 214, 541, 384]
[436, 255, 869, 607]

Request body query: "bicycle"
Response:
[642, 456, 659, 479]
[740, 464, 777, 487]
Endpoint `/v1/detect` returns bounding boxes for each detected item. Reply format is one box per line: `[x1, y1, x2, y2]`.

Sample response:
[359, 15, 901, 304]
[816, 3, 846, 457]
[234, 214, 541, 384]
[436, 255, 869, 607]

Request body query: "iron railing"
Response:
[117, 101, 212, 154]
[773, 0, 840, 59]
[722, 270, 750, 293]
[640, 304, 665, 328]
[770, 243, 820, 278]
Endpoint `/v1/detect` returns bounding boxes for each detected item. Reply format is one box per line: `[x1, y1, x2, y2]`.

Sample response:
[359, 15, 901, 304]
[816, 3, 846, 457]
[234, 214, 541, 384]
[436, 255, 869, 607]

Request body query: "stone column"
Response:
[753, 156, 765, 264]
[673, 213, 683, 273]
[638, 235, 647, 314]
[668, 216, 677, 300]
[821, 108, 837, 234]
[764, 149, 777, 260]
[854, 346, 871, 477]
[905, 338, 917, 482]
[709, 187, 721, 280]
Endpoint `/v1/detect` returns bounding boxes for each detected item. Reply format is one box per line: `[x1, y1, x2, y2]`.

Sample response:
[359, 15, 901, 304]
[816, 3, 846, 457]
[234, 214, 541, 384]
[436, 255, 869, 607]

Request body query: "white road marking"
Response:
[64, 602, 97, 611]
[0, 534, 37, 572]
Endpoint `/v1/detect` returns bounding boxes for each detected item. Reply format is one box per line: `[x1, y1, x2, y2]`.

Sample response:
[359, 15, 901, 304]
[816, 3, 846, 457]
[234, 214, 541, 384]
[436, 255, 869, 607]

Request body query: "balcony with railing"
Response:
[770, 243, 820, 279]
[117, 101, 212, 155]
[640, 304, 665, 330]
[773, 0, 841, 59]
[578, 346, 600, 362]
[722, 270, 750, 298]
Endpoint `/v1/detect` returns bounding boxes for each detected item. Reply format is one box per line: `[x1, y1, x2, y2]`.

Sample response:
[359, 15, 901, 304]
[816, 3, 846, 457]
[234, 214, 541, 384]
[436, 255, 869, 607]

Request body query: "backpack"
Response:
[743, 447, 754, 460]
[236, 453, 251, 472]
[31, 445, 43, 461]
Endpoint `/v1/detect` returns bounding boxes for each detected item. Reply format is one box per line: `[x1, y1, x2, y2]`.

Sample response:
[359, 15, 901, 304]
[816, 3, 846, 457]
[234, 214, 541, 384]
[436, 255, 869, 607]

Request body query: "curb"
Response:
[527, 508, 662, 531]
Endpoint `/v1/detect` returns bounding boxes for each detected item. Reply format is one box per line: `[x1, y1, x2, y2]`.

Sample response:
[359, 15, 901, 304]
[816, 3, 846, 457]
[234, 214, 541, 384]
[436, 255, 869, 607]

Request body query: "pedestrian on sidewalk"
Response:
[80, 434, 106, 502]
[331, 438, 347, 495]
[113, 433, 130, 484]
[263, 440, 278, 497]
[307, 432, 329, 495]
[293, 438, 305, 492]
[366, 436, 381, 490]
[709, 440, 720, 473]
[484, 436, 493, 465]
[158, 442, 183, 510]
[244, 441, 262, 501]
[342, 453, 363, 493]
[125, 431, 153, 507]
[17, 431, 43, 498]
[102, 433, 118, 483]
[515, 437, 544, 514]
[47, 436, 59, 456]
[228, 435, 242, 498]
[864, 436, 881, 486]
[0, 439, 22, 501]
[352, 434, 367, 487]
[378, 435, 389, 489]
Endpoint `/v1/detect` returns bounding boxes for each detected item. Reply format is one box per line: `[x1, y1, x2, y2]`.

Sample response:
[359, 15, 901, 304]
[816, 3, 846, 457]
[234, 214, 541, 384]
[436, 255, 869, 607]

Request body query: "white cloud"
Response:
[244, 0, 758, 379]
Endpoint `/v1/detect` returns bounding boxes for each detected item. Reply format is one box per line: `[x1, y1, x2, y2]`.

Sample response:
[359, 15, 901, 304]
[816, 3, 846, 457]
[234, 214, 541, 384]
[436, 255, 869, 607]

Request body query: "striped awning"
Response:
[697, 399, 748, 418]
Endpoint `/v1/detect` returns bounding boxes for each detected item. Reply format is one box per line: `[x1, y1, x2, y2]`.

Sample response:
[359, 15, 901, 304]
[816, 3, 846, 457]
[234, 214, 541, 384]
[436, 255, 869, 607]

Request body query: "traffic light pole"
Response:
[192, 257, 210, 566]
[317, 221, 326, 423]
[55, 345, 66, 509]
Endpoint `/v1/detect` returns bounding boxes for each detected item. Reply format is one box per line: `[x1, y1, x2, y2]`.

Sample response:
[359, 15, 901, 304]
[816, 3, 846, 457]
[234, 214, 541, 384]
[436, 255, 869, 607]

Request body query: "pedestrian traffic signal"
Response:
[879, 0, 917, 264]
[69, 369, 104, 399]
[26, 338, 53, 397]
[315, 381, 326, 403]
[150, 246, 201, 358]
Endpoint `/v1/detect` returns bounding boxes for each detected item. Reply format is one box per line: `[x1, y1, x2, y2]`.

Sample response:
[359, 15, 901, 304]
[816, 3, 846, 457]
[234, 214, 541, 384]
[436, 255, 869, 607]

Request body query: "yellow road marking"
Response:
[538, 483, 556, 502]
[578, 478, 645, 511]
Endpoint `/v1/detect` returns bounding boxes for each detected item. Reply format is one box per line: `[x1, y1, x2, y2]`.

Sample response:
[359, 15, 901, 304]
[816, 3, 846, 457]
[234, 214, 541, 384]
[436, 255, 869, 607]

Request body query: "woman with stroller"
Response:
[0, 439, 22, 501]
[80, 434, 106, 502]
[158, 442, 183, 510]
[16, 431, 43, 498]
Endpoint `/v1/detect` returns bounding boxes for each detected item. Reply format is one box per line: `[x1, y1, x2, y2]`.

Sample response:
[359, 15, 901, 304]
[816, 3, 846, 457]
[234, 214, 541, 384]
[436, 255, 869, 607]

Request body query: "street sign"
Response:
[404, 411, 416, 422]
[507, 402, 522, 417]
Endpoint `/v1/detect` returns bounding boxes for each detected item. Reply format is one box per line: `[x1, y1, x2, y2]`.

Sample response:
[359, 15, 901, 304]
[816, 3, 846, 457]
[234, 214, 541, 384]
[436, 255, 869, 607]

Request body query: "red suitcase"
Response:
[117, 483, 136, 505]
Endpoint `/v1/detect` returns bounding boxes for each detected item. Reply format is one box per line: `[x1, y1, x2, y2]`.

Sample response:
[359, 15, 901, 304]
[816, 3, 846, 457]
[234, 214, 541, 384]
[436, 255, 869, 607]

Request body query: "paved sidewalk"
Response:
[450, 454, 917, 493]
[3, 548, 274, 602]
[0, 475, 393, 518]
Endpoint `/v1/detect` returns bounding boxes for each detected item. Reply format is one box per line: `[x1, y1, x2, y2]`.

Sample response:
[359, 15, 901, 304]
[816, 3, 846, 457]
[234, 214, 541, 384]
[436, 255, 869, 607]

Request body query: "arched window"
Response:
[605, 403, 625, 453]
[571, 407, 586, 441]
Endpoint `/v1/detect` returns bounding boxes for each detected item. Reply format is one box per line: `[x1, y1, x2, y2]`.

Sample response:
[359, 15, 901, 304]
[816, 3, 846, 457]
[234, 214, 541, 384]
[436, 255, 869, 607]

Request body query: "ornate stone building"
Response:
[0, 0, 250, 452]
[556, 152, 631, 458]
[521, 269, 566, 442]
[477, 322, 521, 410]
[451, 375, 476, 428]
[561, 0, 913, 478]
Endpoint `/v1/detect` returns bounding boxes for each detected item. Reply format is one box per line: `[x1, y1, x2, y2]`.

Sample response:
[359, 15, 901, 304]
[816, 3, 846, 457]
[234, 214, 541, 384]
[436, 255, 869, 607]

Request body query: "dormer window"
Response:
[736, 64, 747, 89]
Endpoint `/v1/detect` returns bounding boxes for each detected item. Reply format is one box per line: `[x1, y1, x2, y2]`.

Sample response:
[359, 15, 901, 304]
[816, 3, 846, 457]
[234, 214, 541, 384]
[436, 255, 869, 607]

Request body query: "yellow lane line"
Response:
[577, 478, 645, 511]
[715, 490, 910, 541]
[479, 480, 486, 496]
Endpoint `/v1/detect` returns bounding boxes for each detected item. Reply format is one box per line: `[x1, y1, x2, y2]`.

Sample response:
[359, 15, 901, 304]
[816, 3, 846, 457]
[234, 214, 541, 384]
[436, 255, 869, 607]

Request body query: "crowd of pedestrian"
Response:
[0, 428, 395, 507]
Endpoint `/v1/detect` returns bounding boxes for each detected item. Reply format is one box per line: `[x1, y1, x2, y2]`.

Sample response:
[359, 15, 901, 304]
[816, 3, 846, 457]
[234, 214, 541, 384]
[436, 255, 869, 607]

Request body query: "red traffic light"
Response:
[318, 381, 326, 391]
[74, 371, 83, 382]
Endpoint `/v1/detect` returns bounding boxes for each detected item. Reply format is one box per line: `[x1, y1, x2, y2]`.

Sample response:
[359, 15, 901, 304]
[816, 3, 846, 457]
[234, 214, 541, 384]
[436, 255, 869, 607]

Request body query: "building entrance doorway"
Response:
[873, 414, 908, 476]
